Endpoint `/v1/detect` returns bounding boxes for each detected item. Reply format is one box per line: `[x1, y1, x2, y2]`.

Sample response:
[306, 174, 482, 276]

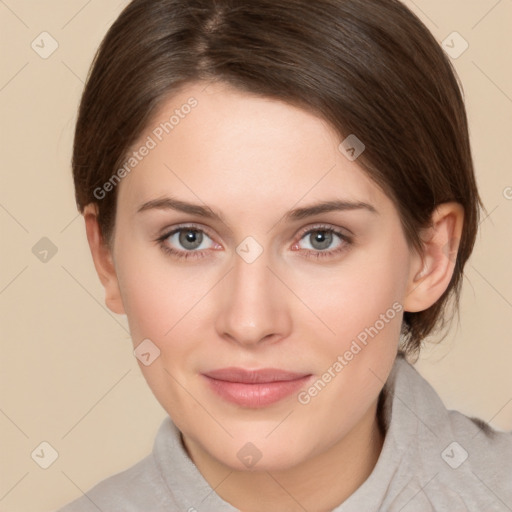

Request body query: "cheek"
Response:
[115, 248, 218, 377]
[115, 249, 206, 410]
[292, 246, 407, 433]
[301, 243, 409, 356]
[115, 247, 189, 342]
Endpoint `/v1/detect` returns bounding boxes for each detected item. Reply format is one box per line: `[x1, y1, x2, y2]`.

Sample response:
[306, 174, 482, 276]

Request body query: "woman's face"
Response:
[108, 81, 417, 471]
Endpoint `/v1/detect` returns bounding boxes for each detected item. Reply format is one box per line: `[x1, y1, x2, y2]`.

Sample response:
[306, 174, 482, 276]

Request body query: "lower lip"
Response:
[202, 375, 312, 408]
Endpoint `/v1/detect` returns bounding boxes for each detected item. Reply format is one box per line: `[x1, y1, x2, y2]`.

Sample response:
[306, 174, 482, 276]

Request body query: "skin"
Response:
[84, 81, 464, 511]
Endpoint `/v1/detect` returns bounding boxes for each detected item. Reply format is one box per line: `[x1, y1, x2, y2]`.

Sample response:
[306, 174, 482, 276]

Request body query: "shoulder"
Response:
[410, 411, 512, 511]
[444, 407, 512, 485]
[388, 356, 512, 509]
[55, 453, 176, 512]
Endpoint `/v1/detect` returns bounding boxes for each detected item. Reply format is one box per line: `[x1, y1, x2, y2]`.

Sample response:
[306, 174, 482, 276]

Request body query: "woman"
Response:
[57, 0, 512, 510]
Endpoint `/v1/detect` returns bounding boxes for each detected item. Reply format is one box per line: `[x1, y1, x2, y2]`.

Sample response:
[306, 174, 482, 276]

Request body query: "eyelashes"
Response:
[156, 225, 218, 260]
[155, 223, 353, 262]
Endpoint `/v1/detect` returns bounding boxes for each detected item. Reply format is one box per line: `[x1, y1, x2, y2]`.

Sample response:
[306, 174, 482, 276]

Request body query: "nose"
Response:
[214, 248, 293, 348]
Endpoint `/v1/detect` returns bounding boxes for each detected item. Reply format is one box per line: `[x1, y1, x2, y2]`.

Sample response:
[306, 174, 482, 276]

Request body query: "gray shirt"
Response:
[56, 354, 512, 511]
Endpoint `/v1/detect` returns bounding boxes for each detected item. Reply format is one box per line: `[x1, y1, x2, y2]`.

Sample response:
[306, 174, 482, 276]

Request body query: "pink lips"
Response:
[202, 367, 312, 408]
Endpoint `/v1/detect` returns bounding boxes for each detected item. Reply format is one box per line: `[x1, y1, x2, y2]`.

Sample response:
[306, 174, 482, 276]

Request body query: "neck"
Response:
[182, 398, 385, 512]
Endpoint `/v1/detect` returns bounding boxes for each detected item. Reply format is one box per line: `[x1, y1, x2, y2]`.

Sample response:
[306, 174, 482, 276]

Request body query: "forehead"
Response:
[117, 81, 388, 219]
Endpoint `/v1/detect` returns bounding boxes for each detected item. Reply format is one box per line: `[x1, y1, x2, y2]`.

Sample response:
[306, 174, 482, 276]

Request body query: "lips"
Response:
[204, 367, 310, 383]
[202, 367, 313, 407]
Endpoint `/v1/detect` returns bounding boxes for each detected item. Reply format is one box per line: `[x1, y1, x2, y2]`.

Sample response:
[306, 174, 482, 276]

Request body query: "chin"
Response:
[202, 427, 319, 472]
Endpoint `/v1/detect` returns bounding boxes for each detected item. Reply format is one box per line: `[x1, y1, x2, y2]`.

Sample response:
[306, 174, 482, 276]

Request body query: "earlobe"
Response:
[83, 204, 125, 315]
[403, 202, 464, 313]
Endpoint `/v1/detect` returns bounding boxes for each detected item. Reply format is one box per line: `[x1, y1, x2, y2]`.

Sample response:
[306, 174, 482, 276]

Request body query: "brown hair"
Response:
[72, 0, 482, 357]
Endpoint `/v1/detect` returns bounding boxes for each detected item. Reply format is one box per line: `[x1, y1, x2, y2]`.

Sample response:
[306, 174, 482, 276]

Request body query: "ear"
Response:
[83, 203, 125, 315]
[403, 202, 464, 313]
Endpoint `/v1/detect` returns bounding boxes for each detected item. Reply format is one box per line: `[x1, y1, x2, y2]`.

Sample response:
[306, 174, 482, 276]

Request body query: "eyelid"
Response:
[156, 222, 353, 260]
[159, 222, 217, 241]
[294, 222, 353, 239]
[158, 222, 351, 244]
[291, 223, 353, 259]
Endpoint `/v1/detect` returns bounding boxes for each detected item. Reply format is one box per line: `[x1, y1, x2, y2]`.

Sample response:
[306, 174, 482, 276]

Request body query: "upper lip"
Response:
[203, 367, 311, 383]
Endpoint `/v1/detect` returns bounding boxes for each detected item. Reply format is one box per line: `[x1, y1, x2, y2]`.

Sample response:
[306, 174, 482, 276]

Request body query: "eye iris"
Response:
[310, 230, 332, 250]
[179, 229, 203, 250]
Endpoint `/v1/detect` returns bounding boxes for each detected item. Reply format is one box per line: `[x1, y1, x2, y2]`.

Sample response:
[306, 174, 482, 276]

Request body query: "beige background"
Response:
[0, 1, 511, 511]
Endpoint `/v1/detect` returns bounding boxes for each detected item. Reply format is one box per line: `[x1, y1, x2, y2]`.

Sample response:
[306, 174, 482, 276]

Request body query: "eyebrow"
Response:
[136, 196, 378, 223]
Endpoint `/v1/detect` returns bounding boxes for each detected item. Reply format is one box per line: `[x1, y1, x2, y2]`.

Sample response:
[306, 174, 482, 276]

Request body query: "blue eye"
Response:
[169, 228, 212, 251]
[293, 226, 352, 260]
[156, 224, 353, 261]
[157, 226, 217, 260]
[299, 229, 342, 251]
